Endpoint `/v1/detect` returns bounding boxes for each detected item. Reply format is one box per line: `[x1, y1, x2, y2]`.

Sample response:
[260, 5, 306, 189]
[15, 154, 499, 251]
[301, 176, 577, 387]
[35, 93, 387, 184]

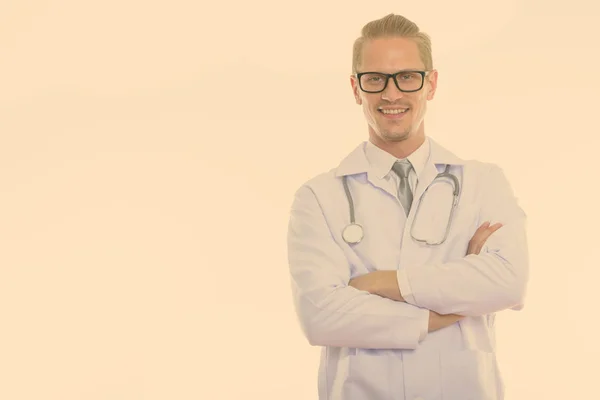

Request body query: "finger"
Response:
[470, 231, 492, 250]
[468, 222, 502, 253]
[474, 226, 503, 251]
[479, 224, 503, 241]
[474, 221, 495, 238]
[478, 229, 495, 242]
[474, 234, 492, 248]
[489, 223, 503, 232]
[469, 226, 488, 244]
[479, 223, 503, 239]
[470, 231, 490, 245]
[476, 221, 491, 233]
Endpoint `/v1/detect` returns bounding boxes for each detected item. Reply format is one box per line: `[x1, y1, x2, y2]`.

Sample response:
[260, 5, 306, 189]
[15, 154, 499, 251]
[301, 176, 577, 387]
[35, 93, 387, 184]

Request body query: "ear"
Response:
[426, 69, 438, 100]
[350, 75, 362, 105]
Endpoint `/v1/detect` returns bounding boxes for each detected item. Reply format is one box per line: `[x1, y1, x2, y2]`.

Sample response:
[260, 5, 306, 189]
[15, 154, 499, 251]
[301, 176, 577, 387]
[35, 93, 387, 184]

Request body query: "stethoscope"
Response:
[341, 164, 461, 246]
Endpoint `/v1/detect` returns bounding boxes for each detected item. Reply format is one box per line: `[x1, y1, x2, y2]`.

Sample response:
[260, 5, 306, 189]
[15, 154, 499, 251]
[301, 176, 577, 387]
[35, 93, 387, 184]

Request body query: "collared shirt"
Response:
[364, 137, 431, 204]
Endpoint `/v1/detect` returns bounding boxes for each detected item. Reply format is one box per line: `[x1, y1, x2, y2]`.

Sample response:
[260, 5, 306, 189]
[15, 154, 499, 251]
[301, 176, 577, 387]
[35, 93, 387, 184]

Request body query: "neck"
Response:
[369, 131, 426, 159]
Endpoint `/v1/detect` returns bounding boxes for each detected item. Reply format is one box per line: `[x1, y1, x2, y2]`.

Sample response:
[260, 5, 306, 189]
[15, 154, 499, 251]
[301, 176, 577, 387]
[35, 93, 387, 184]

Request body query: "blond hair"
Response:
[352, 13, 433, 73]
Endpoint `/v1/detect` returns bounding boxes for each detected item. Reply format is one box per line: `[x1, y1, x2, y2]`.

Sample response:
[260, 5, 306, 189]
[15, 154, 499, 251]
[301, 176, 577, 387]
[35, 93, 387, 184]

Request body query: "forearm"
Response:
[428, 310, 464, 332]
[363, 254, 527, 316]
[405, 264, 526, 316]
[367, 270, 405, 302]
[359, 273, 470, 324]
[292, 280, 430, 350]
[344, 273, 463, 333]
[359, 245, 527, 317]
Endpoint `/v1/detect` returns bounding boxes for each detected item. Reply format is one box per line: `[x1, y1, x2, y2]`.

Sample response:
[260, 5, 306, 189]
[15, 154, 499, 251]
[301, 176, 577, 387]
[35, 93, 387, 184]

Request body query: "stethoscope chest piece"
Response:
[342, 223, 364, 244]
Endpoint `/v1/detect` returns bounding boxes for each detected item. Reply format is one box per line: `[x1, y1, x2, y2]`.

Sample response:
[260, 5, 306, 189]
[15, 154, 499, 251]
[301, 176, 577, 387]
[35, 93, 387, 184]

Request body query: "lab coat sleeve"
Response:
[396, 164, 529, 317]
[287, 184, 430, 350]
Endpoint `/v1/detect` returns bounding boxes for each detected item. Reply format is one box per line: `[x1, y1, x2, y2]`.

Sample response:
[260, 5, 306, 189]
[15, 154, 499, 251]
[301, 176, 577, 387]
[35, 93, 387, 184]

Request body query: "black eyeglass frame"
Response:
[355, 70, 431, 93]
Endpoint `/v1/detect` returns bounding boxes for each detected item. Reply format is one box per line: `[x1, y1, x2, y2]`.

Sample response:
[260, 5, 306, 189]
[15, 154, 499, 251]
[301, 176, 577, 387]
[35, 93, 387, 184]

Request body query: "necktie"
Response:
[392, 159, 414, 216]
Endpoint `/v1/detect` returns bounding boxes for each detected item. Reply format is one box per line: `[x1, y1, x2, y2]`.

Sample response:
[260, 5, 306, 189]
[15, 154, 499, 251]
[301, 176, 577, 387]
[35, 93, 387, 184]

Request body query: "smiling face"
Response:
[350, 36, 438, 155]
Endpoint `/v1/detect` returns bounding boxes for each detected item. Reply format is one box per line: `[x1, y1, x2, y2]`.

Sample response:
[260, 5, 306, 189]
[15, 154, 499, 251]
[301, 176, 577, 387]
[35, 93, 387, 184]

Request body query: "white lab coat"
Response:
[286, 137, 529, 400]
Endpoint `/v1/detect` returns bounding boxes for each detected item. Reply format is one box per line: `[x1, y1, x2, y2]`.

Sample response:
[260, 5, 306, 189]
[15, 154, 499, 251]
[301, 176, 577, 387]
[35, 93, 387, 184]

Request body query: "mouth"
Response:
[378, 107, 409, 119]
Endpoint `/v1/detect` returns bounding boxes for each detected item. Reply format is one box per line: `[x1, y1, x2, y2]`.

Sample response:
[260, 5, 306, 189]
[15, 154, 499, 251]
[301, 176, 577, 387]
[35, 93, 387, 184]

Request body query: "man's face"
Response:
[350, 37, 438, 145]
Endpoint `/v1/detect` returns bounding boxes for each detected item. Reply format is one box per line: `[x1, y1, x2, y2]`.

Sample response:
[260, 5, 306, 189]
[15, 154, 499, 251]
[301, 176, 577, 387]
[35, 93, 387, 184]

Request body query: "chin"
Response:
[377, 130, 411, 143]
[382, 125, 412, 137]
[388, 133, 411, 142]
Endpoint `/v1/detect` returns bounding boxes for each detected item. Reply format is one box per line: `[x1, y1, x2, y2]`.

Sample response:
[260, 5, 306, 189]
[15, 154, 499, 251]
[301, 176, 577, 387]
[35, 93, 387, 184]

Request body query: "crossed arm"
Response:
[348, 221, 503, 330]
[287, 165, 529, 350]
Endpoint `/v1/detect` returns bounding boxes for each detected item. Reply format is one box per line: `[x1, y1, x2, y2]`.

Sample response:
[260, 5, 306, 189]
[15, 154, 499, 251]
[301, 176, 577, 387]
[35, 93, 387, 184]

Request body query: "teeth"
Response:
[380, 109, 408, 114]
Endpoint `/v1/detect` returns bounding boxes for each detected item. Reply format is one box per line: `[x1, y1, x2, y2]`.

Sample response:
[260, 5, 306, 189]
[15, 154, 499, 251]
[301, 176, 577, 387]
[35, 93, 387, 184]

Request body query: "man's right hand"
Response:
[428, 221, 503, 332]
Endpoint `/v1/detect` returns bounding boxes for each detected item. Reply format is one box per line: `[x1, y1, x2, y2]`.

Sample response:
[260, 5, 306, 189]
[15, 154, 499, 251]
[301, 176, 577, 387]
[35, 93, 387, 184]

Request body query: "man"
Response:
[286, 13, 529, 400]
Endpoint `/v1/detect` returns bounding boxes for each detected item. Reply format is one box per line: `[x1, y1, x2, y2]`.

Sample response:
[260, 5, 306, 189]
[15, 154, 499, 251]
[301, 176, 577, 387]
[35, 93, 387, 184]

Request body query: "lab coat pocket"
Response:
[439, 350, 497, 400]
[344, 349, 392, 400]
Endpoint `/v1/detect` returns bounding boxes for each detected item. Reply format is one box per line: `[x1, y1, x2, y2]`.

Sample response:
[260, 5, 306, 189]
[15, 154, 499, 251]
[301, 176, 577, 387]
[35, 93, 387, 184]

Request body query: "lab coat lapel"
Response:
[366, 169, 397, 199]
[335, 142, 397, 198]
[412, 138, 465, 205]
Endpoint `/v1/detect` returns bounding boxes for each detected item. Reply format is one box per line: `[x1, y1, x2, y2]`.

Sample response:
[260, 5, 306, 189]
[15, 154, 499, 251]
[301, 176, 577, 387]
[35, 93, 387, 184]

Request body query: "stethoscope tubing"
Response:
[341, 164, 460, 246]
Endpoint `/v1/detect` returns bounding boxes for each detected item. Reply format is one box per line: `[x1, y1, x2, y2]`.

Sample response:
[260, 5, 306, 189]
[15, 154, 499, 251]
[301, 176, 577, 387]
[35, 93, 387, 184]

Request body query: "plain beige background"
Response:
[1, 1, 599, 399]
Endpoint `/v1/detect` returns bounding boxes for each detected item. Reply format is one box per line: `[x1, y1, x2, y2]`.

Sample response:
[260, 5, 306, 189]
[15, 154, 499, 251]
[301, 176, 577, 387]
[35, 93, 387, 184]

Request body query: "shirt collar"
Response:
[335, 136, 465, 178]
[365, 138, 430, 180]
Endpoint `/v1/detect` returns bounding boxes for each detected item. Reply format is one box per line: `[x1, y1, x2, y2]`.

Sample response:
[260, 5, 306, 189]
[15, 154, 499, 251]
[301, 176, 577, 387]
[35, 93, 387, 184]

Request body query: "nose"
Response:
[381, 76, 404, 101]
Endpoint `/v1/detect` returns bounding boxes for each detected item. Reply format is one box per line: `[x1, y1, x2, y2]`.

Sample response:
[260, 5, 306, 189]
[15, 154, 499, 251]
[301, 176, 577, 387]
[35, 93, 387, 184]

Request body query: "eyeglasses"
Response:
[356, 70, 430, 93]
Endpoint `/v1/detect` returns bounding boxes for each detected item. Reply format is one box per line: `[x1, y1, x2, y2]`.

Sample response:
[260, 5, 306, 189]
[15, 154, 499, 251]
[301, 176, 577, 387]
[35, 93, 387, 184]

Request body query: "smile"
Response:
[379, 108, 408, 114]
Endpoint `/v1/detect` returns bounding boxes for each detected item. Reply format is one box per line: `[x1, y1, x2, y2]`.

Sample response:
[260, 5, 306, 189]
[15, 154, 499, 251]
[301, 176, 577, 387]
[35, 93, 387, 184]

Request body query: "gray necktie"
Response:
[392, 160, 414, 216]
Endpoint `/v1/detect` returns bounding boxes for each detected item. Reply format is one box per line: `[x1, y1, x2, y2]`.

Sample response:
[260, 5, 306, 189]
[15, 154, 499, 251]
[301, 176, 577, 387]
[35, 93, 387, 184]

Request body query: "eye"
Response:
[399, 73, 418, 81]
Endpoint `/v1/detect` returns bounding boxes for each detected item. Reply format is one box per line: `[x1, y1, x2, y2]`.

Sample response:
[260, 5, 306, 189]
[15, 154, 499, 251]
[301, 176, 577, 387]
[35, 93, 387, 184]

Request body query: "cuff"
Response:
[397, 269, 417, 306]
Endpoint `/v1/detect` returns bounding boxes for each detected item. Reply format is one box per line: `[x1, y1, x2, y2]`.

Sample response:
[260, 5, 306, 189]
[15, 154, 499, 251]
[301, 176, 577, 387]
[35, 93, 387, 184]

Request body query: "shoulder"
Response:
[459, 158, 516, 201]
[466, 159, 509, 179]
[291, 143, 365, 199]
[428, 138, 501, 177]
[457, 155, 504, 177]
[292, 168, 340, 201]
